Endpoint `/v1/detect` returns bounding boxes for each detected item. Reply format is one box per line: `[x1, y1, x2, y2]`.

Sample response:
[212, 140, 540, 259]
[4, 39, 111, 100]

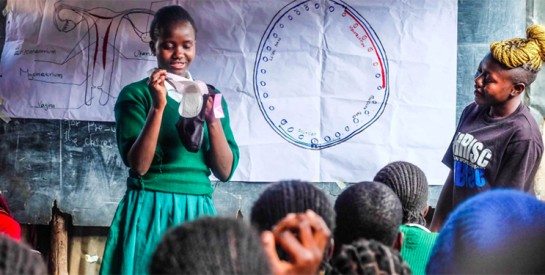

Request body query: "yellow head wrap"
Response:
[490, 24, 545, 72]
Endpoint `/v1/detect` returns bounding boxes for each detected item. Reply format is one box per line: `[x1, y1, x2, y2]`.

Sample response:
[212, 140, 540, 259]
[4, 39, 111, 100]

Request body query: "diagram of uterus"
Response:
[50, 2, 155, 106]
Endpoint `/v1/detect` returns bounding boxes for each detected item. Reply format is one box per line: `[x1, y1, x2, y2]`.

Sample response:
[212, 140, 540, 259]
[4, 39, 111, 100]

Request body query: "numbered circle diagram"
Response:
[254, 0, 389, 150]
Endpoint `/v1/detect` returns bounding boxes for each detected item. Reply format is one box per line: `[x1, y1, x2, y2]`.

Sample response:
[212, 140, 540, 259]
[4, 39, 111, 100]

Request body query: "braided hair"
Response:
[331, 238, 412, 275]
[250, 180, 335, 233]
[334, 181, 402, 254]
[488, 24, 545, 89]
[150, 217, 270, 274]
[491, 24, 545, 73]
[0, 234, 47, 275]
[374, 161, 428, 226]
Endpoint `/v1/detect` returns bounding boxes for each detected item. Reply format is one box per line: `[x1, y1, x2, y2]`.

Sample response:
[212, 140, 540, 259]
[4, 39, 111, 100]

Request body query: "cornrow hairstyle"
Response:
[150, 216, 271, 275]
[0, 234, 47, 275]
[149, 5, 197, 44]
[374, 161, 428, 226]
[250, 180, 335, 233]
[331, 238, 412, 275]
[334, 181, 402, 254]
[426, 190, 545, 274]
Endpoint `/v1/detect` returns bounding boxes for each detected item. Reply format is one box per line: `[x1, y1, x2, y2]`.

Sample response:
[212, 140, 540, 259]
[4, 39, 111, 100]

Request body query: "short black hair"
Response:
[149, 5, 197, 44]
[250, 180, 335, 232]
[150, 217, 270, 274]
[334, 181, 402, 252]
[509, 66, 538, 86]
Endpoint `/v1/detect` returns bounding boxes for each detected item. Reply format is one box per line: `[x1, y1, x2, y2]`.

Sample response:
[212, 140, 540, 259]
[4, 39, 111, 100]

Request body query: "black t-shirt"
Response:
[443, 102, 543, 207]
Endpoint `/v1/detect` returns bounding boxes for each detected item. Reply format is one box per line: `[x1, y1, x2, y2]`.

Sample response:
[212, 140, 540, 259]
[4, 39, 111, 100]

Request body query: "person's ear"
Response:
[422, 205, 430, 218]
[511, 83, 526, 96]
[149, 41, 156, 55]
[325, 238, 335, 261]
[393, 232, 404, 252]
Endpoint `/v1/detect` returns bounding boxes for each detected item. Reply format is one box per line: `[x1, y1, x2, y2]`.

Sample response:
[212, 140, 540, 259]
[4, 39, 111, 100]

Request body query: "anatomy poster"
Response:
[0, 0, 457, 184]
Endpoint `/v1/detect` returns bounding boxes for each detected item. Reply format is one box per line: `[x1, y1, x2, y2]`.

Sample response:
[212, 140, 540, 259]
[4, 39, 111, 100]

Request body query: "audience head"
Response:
[261, 210, 332, 275]
[0, 234, 47, 274]
[427, 189, 545, 274]
[250, 180, 335, 233]
[331, 238, 412, 275]
[150, 216, 270, 274]
[374, 161, 429, 226]
[334, 181, 403, 252]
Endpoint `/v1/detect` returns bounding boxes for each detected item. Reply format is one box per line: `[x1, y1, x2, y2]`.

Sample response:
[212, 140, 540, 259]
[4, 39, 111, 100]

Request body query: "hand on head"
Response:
[261, 210, 331, 275]
[147, 69, 168, 109]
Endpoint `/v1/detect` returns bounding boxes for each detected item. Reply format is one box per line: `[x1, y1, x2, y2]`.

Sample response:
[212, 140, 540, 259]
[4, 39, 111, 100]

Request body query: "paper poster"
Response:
[0, 0, 457, 184]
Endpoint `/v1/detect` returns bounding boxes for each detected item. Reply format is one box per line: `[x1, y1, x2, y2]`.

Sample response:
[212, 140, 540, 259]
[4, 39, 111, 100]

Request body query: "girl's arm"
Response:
[430, 170, 454, 232]
[127, 69, 167, 176]
[205, 96, 234, 182]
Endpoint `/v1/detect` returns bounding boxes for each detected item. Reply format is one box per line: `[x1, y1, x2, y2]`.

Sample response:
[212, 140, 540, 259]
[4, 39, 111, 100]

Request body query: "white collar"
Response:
[404, 223, 432, 232]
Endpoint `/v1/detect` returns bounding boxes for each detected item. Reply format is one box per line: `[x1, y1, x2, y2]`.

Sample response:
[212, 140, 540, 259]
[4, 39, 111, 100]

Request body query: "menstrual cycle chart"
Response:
[254, 0, 388, 150]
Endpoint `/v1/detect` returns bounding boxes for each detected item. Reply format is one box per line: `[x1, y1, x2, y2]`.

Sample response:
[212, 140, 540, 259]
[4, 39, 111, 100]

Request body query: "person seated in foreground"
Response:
[427, 189, 545, 274]
[261, 210, 332, 275]
[250, 179, 336, 272]
[150, 216, 270, 274]
[333, 181, 403, 256]
[0, 233, 47, 274]
[330, 238, 412, 274]
[374, 161, 438, 274]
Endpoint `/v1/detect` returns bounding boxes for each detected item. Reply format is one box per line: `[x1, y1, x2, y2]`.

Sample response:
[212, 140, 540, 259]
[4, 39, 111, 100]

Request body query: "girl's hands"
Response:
[204, 95, 218, 124]
[147, 69, 168, 110]
[128, 69, 167, 176]
[261, 210, 331, 275]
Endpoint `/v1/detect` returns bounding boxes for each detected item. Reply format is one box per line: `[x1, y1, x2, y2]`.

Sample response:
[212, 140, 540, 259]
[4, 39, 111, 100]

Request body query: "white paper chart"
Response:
[0, 0, 457, 184]
[254, 1, 389, 149]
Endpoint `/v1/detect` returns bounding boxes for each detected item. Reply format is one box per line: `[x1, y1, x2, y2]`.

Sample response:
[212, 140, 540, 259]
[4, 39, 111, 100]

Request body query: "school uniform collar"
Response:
[404, 223, 432, 232]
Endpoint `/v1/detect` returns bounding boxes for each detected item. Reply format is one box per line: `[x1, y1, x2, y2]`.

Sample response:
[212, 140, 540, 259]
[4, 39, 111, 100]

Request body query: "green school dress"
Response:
[399, 224, 438, 275]
[100, 78, 239, 275]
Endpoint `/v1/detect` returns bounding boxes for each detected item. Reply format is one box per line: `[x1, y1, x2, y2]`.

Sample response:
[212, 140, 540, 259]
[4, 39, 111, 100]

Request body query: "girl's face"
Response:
[152, 21, 196, 76]
[473, 54, 516, 106]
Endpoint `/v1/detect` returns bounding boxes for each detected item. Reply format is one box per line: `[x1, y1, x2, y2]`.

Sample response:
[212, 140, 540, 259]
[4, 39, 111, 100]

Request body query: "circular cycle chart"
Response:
[254, 0, 389, 150]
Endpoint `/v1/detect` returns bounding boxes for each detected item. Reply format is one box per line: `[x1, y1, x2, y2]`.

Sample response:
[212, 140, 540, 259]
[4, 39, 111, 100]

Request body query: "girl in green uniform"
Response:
[100, 5, 239, 274]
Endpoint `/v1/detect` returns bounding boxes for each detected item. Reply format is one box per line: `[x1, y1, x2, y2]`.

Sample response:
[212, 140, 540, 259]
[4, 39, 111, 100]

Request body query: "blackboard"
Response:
[0, 118, 348, 226]
[0, 119, 126, 225]
[0, 118, 349, 225]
